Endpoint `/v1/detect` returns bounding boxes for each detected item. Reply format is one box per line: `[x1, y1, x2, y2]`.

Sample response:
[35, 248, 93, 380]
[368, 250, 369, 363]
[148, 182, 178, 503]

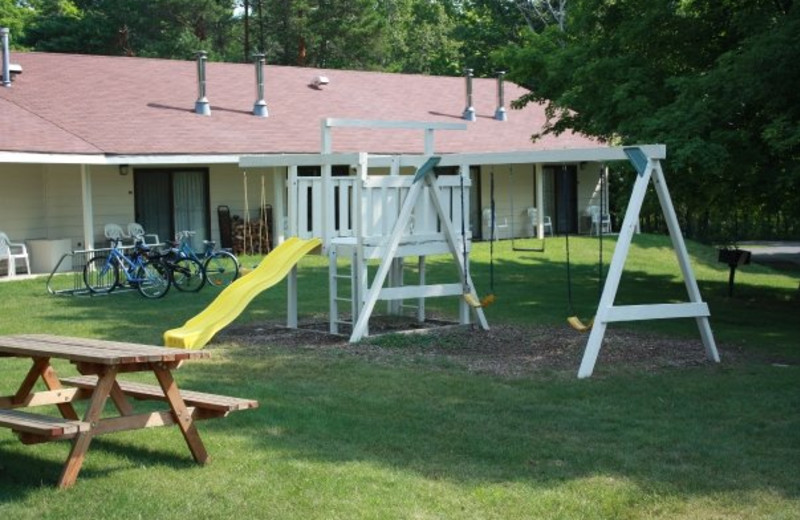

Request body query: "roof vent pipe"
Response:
[252, 53, 268, 117]
[494, 71, 507, 121]
[462, 68, 476, 122]
[194, 51, 211, 116]
[1, 28, 11, 88]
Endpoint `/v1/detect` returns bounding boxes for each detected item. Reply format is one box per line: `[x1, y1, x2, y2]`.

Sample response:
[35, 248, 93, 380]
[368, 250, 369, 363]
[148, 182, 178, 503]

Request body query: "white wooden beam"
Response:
[602, 303, 710, 322]
[379, 283, 464, 300]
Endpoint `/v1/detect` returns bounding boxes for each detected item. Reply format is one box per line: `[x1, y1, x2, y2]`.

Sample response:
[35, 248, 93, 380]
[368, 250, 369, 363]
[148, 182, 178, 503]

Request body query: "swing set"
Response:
[473, 147, 719, 377]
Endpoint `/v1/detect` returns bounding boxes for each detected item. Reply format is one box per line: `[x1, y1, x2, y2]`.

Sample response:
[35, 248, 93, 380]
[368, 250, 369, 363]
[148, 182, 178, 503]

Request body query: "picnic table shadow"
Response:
[0, 437, 192, 497]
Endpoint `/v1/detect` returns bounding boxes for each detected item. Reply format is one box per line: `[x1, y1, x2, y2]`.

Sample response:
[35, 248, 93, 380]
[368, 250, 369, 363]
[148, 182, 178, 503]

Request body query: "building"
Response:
[1, 48, 610, 273]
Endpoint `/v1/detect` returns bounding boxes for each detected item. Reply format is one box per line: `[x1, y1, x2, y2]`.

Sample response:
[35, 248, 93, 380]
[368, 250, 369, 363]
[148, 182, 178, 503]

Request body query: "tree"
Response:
[502, 0, 800, 240]
[0, 0, 36, 47]
[22, 0, 239, 60]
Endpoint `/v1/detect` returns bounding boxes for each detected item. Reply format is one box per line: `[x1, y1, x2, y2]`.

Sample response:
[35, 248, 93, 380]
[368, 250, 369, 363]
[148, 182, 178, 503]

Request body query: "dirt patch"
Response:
[218, 316, 735, 378]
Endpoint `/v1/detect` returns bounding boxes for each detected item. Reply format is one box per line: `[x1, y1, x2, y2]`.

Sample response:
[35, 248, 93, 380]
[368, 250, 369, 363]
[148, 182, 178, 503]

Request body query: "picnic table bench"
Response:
[0, 334, 258, 488]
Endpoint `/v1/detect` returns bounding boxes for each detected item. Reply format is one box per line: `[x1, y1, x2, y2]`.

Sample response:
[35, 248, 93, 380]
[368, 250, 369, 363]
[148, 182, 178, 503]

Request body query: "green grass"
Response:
[0, 234, 798, 519]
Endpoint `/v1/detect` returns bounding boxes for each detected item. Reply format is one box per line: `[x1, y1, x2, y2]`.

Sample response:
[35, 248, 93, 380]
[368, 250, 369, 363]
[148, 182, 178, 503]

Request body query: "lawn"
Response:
[0, 234, 798, 519]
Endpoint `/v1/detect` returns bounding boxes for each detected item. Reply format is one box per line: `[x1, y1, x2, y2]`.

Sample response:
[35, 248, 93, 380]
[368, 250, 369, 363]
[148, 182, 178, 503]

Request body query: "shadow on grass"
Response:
[177, 349, 800, 501]
[0, 435, 199, 499]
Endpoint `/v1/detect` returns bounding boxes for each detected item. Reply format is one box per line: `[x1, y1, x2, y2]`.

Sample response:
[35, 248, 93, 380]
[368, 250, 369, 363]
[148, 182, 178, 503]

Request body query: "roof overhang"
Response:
[0, 152, 244, 166]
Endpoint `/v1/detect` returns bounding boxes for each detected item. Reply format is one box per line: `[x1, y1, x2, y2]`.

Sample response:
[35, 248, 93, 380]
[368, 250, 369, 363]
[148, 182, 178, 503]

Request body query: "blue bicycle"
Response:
[83, 239, 171, 298]
[174, 231, 240, 287]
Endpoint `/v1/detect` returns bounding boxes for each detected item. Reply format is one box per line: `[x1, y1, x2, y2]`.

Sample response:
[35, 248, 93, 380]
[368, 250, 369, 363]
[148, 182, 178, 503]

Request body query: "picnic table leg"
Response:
[15, 357, 79, 420]
[152, 366, 209, 464]
[107, 381, 135, 416]
[58, 367, 119, 489]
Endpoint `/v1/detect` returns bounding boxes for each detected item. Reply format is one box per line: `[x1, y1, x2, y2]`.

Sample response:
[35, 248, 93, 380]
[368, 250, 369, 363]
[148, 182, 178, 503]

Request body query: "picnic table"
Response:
[0, 334, 258, 488]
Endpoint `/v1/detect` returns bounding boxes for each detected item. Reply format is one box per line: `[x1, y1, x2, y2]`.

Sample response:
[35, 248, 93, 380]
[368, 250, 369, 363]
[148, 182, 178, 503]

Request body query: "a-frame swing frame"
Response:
[577, 146, 720, 378]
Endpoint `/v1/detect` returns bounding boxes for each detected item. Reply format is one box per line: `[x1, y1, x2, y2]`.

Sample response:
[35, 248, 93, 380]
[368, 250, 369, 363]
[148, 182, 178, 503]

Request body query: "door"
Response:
[553, 165, 578, 234]
[134, 168, 209, 249]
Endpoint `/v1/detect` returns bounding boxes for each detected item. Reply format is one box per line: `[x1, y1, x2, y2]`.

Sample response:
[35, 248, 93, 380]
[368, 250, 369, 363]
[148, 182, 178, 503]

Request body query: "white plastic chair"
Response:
[127, 223, 161, 246]
[0, 232, 31, 277]
[586, 205, 611, 235]
[526, 207, 553, 236]
[104, 223, 128, 244]
[482, 207, 508, 240]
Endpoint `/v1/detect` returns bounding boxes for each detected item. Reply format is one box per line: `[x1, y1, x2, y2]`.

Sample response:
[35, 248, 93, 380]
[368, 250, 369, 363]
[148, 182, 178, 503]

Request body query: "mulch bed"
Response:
[218, 315, 738, 378]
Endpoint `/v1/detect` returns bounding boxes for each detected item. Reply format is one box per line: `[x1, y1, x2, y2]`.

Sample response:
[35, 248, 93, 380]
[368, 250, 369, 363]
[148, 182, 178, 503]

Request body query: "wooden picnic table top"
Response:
[0, 334, 210, 365]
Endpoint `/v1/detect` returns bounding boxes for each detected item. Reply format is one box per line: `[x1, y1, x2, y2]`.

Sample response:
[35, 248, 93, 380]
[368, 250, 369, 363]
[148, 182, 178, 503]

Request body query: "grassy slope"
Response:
[0, 234, 797, 519]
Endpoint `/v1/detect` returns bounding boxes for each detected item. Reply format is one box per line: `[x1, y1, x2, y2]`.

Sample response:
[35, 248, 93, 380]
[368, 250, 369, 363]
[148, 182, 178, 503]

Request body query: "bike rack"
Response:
[46, 246, 136, 296]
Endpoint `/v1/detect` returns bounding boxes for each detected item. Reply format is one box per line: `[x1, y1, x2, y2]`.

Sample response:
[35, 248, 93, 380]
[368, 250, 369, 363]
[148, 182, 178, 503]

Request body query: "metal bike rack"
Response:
[46, 246, 135, 296]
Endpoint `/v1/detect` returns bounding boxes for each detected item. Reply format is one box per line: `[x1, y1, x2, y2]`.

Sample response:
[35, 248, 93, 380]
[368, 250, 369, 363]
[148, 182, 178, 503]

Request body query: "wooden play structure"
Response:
[240, 119, 720, 378]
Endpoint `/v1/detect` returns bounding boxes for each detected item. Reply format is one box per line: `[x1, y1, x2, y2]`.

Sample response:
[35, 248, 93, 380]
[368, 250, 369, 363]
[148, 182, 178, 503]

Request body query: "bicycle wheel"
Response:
[204, 251, 239, 287]
[135, 259, 171, 299]
[171, 257, 205, 292]
[83, 256, 119, 294]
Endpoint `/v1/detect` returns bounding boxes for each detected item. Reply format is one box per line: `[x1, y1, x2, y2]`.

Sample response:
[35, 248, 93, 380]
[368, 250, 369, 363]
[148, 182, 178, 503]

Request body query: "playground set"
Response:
[165, 119, 720, 379]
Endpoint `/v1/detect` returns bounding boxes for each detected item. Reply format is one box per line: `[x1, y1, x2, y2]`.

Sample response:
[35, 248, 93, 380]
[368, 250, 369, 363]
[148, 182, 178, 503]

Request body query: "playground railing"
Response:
[292, 173, 469, 248]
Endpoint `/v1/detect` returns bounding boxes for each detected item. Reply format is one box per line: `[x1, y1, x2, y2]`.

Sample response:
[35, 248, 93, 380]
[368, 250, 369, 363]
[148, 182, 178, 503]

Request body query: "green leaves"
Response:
[504, 0, 800, 240]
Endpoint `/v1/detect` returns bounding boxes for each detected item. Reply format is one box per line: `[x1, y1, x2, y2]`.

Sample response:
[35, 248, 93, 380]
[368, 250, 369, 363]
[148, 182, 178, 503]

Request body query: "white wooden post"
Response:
[329, 246, 339, 334]
[535, 163, 544, 239]
[650, 161, 719, 362]
[424, 167, 488, 331]
[287, 264, 298, 329]
[80, 164, 94, 250]
[417, 255, 426, 323]
[354, 153, 369, 334]
[273, 167, 287, 245]
[321, 162, 332, 252]
[287, 165, 298, 238]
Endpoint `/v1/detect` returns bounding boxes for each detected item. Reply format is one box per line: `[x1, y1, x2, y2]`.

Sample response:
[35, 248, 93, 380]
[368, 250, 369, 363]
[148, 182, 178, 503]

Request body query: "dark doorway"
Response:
[134, 168, 209, 249]
[553, 165, 578, 234]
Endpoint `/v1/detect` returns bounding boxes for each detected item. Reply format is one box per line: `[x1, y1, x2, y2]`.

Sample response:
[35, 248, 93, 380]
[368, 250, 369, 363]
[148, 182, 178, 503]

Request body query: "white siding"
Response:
[0, 163, 46, 239]
[90, 165, 135, 246]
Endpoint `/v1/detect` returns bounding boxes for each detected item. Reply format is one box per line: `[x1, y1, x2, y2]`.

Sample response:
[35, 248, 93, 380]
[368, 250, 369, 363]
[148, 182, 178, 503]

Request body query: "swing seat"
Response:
[567, 315, 594, 333]
[463, 292, 483, 308]
[480, 294, 496, 307]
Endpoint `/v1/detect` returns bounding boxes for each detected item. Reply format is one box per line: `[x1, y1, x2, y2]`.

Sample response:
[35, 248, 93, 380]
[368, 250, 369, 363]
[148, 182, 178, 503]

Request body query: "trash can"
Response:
[26, 238, 73, 274]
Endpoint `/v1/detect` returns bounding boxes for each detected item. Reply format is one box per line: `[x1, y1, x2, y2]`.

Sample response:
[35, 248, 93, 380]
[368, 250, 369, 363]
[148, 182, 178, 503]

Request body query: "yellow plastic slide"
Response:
[164, 237, 322, 349]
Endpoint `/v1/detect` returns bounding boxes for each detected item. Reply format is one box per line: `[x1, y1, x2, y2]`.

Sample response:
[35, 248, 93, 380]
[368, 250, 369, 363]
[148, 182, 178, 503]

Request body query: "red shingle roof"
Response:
[0, 52, 601, 156]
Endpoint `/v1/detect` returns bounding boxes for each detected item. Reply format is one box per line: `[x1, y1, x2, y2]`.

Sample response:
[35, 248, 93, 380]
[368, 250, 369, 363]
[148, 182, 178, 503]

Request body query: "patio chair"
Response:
[482, 207, 508, 240]
[127, 223, 161, 246]
[526, 207, 553, 236]
[586, 205, 611, 236]
[104, 223, 129, 245]
[0, 232, 31, 277]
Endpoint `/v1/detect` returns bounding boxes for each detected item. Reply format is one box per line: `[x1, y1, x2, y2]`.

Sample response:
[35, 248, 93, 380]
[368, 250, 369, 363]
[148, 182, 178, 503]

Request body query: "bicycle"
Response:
[83, 239, 172, 298]
[156, 247, 206, 292]
[174, 231, 240, 287]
